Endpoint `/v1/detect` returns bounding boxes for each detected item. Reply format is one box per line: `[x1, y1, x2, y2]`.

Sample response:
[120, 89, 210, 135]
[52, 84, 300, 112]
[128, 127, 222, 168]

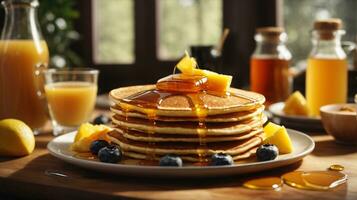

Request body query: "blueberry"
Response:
[256, 144, 279, 161]
[98, 145, 122, 163]
[211, 153, 234, 166]
[93, 114, 110, 125]
[90, 140, 110, 155]
[159, 154, 183, 167]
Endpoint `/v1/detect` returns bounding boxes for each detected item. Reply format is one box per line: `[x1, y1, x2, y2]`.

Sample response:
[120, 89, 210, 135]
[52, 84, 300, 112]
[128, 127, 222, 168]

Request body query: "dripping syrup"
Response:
[146, 109, 157, 160]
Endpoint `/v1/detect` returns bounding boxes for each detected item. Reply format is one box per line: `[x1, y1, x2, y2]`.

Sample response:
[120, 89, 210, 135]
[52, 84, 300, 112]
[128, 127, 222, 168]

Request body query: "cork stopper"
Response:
[314, 18, 342, 31]
[256, 27, 285, 43]
[256, 27, 284, 36]
[313, 19, 343, 40]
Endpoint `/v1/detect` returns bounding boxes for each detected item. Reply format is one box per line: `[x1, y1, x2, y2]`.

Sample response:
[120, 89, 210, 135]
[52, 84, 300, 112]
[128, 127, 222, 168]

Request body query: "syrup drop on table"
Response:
[329, 164, 344, 171]
[282, 170, 347, 190]
[243, 177, 283, 190]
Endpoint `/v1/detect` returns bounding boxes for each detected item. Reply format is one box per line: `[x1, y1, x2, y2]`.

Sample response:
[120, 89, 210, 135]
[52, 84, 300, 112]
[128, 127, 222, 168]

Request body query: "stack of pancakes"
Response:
[109, 85, 267, 163]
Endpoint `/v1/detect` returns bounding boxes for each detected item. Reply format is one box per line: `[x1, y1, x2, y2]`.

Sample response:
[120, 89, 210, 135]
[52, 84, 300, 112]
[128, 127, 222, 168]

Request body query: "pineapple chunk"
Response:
[263, 124, 293, 154]
[71, 123, 112, 152]
[192, 69, 232, 94]
[263, 122, 282, 139]
[175, 51, 232, 94]
[284, 91, 309, 116]
[176, 51, 197, 75]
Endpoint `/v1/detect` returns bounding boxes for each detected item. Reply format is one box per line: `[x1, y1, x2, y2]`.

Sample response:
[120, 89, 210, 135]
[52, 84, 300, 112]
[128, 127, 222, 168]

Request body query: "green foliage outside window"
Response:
[38, 0, 82, 68]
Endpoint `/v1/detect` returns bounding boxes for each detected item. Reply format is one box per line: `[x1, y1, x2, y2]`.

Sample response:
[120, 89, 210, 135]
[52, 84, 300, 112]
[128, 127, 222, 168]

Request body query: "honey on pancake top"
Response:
[156, 74, 207, 93]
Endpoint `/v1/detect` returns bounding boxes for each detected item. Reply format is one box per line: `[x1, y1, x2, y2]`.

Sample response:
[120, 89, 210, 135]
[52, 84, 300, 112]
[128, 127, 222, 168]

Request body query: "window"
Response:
[284, 0, 357, 63]
[76, 0, 279, 91]
[93, 0, 134, 64]
[158, 0, 222, 60]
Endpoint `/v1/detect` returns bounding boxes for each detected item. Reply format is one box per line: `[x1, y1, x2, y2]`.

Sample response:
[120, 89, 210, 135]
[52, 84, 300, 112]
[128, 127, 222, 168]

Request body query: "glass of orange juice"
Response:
[44, 68, 99, 135]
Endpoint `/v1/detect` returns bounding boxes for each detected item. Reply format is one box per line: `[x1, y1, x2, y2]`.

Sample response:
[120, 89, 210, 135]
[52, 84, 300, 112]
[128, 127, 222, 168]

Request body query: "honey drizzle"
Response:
[146, 109, 157, 160]
[120, 89, 211, 163]
[187, 92, 208, 163]
[120, 90, 178, 160]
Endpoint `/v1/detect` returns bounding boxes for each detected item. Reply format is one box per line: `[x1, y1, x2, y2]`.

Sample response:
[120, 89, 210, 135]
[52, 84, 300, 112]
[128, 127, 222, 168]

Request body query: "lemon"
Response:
[72, 123, 112, 152]
[263, 122, 293, 154]
[283, 91, 309, 116]
[0, 119, 35, 156]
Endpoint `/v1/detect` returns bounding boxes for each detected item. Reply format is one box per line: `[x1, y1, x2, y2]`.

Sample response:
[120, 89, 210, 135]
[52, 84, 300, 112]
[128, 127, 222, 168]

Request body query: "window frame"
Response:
[75, 0, 281, 93]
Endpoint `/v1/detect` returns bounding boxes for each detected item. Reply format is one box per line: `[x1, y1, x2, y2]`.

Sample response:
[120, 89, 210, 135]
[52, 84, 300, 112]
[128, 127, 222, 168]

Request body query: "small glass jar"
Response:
[250, 27, 292, 105]
[306, 19, 348, 116]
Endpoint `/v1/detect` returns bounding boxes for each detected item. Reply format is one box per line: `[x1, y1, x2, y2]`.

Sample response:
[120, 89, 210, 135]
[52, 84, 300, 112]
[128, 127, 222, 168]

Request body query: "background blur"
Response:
[0, 0, 356, 95]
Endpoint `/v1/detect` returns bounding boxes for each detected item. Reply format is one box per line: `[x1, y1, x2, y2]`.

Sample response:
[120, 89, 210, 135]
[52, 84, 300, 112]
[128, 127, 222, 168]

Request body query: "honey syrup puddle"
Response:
[243, 177, 283, 190]
[243, 165, 347, 191]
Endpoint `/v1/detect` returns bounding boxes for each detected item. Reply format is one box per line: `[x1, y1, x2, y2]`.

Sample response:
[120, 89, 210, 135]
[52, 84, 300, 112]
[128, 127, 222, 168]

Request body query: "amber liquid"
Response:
[243, 177, 283, 190]
[245, 165, 347, 191]
[306, 58, 347, 116]
[119, 75, 255, 163]
[250, 57, 290, 105]
[45, 82, 97, 127]
[0, 40, 49, 129]
[282, 171, 347, 190]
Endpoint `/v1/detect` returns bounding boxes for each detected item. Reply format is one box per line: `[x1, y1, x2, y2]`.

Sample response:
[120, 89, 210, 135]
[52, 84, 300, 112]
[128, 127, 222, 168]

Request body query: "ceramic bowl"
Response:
[320, 104, 357, 144]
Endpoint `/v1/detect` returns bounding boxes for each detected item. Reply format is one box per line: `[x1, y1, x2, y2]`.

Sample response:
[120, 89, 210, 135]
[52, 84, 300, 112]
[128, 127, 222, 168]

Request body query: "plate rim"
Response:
[47, 129, 315, 172]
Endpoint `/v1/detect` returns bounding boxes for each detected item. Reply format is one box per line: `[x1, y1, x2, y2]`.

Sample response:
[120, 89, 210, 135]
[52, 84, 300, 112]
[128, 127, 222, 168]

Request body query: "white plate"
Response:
[269, 102, 323, 131]
[47, 129, 314, 178]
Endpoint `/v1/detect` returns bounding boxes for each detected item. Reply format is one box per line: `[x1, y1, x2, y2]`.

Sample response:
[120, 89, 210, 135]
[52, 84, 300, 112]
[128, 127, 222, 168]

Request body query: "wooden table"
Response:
[1, 120, 357, 199]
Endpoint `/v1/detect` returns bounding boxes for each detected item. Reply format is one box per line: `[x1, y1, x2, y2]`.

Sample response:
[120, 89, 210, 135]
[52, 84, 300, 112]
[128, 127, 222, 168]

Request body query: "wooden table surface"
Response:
[0, 113, 357, 199]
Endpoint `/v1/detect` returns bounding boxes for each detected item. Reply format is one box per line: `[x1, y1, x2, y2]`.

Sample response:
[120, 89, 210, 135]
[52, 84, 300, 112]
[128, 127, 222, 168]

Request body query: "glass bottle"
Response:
[306, 19, 347, 117]
[250, 27, 292, 105]
[0, 0, 49, 132]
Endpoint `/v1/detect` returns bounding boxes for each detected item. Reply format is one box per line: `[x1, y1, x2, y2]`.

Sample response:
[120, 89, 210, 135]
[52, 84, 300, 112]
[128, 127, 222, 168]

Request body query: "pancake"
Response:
[110, 105, 265, 122]
[109, 83, 266, 164]
[109, 85, 265, 117]
[108, 131, 264, 159]
[112, 114, 267, 136]
[115, 127, 264, 143]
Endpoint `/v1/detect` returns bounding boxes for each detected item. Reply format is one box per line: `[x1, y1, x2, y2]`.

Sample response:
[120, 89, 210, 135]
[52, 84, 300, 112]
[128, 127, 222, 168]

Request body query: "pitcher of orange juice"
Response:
[0, 0, 49, 132]
[306, 19, 348, 117]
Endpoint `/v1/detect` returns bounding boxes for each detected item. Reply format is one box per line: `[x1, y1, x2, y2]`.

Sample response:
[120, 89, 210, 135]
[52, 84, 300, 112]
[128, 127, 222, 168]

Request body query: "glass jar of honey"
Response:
[250, 27, 292, 105]
[306, 19, 348, 117]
